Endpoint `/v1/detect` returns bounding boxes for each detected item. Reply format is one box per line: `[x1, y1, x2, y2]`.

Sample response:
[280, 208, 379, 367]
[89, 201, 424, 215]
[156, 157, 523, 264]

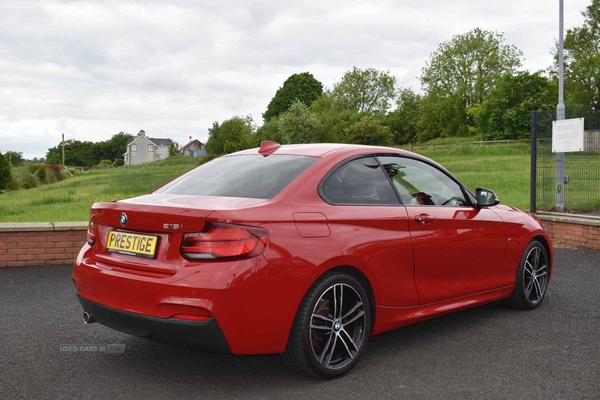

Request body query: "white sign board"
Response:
[552, 118, 584, 152]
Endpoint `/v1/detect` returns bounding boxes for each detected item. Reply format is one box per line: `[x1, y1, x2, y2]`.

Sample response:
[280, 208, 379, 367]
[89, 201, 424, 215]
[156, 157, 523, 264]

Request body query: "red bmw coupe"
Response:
[73, 142, 552, 378]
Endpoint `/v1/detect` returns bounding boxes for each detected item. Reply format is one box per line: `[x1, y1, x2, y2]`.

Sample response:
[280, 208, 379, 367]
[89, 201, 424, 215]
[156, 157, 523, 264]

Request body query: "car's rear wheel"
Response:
[282, 272, 371, 378]
[506, 240, 549, 310]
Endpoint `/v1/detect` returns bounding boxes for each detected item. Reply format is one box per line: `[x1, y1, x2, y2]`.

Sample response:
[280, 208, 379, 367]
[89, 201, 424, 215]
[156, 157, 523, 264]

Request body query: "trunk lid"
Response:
[89, 194, 267, 276]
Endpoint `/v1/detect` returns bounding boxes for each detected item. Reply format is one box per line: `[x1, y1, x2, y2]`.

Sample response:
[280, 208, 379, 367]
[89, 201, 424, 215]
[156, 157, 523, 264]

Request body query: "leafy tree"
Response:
[419, 28, 522, 139]
[278, 100, 321, 144]
[169, 141, 180, 156]
[0, 152, 11, 190]
[476, 71, 556, 140]
[330, 67, 397, 113]
[46, 139, 98, 167]
[263, 72, 323, 122]
[310, 93, 362, 143]
[560, 0, 600, 109]
[255, 117, 287, 145]
[205, 115, 256, 155]
[384, 88, 422, 144]
[4, 151, 24, 167]
[46, 132, 134, 167]
[344, 115, 394, 146]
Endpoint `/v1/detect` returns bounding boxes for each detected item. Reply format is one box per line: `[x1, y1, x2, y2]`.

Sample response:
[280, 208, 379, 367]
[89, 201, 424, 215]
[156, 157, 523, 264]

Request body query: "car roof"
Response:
[230, 143, 417, 158]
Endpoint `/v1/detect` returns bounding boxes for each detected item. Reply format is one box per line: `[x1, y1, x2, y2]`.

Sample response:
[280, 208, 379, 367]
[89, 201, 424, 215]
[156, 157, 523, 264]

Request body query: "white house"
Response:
[124, 130, 172, 165]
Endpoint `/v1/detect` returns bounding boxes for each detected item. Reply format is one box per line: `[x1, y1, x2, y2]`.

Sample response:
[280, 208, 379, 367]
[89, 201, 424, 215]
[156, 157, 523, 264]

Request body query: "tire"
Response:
[505, 240, 550, 310]
[282, 272, 372, 378]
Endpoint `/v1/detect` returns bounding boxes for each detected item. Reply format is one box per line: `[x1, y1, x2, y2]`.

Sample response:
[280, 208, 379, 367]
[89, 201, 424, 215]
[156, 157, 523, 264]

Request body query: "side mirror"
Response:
[476, 188, 500, 207]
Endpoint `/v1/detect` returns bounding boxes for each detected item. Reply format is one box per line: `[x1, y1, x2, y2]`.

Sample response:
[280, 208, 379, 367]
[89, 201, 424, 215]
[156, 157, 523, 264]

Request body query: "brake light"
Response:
[181, 222, 268, 260]
[87, 220, 96, 245]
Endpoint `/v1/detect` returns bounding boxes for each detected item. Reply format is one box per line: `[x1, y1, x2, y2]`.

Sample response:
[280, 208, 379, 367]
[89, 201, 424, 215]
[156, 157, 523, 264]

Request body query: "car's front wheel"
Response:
[283, 272, 371, 378]
[506, 240, 550, 310]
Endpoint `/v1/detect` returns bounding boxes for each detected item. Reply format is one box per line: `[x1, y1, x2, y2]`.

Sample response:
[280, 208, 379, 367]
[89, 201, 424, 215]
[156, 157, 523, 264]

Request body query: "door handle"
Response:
[415, 214, 436, 224]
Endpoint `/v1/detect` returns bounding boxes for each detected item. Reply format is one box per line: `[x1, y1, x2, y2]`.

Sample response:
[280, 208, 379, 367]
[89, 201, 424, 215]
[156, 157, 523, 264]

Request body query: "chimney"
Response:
[189, 136, 192, 142]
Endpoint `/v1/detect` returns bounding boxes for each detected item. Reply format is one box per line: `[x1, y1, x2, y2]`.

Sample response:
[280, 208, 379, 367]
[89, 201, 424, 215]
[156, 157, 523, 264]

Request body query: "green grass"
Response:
[0, 148, 533, 223]
[0, 157, 208, 223]
[407, 143, 532, 211]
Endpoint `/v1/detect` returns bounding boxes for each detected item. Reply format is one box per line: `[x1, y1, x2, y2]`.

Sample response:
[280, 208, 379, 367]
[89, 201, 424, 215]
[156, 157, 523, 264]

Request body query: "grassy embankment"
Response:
[0, 143, 531, 223]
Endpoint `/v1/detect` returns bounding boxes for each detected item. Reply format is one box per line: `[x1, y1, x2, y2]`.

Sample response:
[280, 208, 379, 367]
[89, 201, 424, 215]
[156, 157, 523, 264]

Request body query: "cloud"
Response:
[0, 0, 591, 158]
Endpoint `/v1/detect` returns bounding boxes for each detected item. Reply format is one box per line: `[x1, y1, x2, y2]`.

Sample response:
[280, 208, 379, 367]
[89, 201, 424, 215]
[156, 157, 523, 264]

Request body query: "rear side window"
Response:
[155, 155, 317, 199]
[320, 157, 400, 205]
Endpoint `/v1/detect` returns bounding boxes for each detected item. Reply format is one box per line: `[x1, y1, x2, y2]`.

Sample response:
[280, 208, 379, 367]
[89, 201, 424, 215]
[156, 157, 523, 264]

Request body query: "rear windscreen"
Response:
[154, 155, 318, 199]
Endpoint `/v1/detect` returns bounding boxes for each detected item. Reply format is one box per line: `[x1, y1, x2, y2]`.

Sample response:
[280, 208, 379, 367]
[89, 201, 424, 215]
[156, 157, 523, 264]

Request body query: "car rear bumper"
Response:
[73, 245, 312, 355]
[77, 293, 231, 353]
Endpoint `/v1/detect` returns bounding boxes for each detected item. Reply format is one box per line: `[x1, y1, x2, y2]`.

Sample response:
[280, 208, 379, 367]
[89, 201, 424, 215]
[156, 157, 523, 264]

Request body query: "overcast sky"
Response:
[0, 0, 591, 159]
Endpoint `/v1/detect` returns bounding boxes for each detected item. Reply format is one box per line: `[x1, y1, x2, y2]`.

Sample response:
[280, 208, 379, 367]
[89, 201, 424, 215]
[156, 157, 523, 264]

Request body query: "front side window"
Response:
[320, 157, 400, 205]
[377, 156, 470, 206]
[131, 144, 137, 152]
[148, 144, 154, 152]
[155, 155, 317, 199]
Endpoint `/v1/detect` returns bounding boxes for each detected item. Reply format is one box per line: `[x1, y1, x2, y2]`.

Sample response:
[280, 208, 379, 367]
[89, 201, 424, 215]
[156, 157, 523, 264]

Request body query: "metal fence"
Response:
[532, 109, 600, 216]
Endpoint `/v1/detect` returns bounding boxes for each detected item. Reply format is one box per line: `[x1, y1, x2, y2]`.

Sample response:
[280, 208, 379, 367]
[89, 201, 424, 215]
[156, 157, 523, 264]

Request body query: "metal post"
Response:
[62, 133, 65, 170]
[530, 111, 537, 213]
[556, 0, 565, 212]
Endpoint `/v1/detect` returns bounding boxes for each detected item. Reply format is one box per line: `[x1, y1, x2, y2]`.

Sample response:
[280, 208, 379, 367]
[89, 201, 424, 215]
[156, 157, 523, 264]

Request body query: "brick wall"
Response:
[536, 213, 600, 250]
[0, 215, 598, 268]
[0, 222, 87, 268]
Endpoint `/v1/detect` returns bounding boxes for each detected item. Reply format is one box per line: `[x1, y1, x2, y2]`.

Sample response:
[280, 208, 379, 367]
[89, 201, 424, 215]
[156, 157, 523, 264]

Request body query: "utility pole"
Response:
[556, 0, 565, 212]
[62, 133, 64, 171]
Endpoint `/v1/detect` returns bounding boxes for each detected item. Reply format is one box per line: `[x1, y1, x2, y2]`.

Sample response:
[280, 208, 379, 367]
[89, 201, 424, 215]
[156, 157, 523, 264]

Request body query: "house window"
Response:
[131, 144, 137, 152]
[148, 144, 154, 152]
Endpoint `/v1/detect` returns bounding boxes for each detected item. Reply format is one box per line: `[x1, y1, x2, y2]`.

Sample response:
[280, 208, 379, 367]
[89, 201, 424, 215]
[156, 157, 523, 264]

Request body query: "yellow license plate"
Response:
[106, 231, 158, 258]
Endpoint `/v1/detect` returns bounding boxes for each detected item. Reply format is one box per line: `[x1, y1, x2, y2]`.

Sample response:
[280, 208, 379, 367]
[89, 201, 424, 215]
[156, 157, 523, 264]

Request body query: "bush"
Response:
[19, 173, 40, 189]
[44, 164, 62, 181]
[28, 164, 46, 182]
[0, 152, 11, 190]
[98, 159, 113, 166]
[113, 158, 124, 167]
[44, 171, 57, 184]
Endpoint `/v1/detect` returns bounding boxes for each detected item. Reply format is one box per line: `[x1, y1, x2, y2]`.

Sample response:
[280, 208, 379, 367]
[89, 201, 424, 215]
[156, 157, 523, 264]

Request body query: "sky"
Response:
[0, 0, 592, 159]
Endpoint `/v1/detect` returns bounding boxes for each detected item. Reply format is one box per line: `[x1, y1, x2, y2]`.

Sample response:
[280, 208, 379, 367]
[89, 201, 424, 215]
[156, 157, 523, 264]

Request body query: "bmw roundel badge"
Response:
[119, 212, 128, 226]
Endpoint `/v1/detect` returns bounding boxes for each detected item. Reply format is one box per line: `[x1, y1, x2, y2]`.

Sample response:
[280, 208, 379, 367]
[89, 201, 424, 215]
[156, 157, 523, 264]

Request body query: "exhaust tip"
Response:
[83, 311, 96, 324]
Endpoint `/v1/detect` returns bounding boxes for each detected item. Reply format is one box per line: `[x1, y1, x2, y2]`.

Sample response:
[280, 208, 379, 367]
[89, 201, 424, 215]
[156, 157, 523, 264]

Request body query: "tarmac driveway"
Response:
[0, 248, 598, 399]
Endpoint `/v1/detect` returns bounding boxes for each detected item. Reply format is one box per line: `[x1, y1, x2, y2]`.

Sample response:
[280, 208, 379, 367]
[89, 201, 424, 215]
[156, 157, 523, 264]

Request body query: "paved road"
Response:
[0, 249, 598, 399]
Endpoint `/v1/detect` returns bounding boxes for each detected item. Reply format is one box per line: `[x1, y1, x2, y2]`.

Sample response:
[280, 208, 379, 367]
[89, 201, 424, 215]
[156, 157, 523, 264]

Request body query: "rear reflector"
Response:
[181, 222, 268, 260]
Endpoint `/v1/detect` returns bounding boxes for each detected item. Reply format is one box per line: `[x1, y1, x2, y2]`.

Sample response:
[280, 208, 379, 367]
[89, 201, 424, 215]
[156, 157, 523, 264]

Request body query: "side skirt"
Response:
[372, 286, 514, 335]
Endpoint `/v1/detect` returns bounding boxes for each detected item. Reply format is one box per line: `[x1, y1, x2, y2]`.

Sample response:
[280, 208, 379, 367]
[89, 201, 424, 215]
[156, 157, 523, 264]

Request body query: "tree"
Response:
[263, 72, 323, 122]
[205, 116, 256, 155]
[169, 141, 180, 156]
[4, 151, 24, 167]
[45, 132, 133, 167]
[330, 67, 396, 113]
[310, 93, 360, 143]
[0, 152, 12, 190]
[384, 88, 422, 144]
[419, 28, 522, 139]
[344, 115, 394, 146]
[278, 100, 320, 144]
[560, 0, 600, 109]
[46, 139, 98, 167]
[476, 71, 556, 140]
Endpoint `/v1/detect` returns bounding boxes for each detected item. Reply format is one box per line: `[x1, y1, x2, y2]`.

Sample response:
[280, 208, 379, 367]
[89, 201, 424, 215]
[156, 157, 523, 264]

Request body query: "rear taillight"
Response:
[87, 220, 96, 245]
[181, 222, 268, 260]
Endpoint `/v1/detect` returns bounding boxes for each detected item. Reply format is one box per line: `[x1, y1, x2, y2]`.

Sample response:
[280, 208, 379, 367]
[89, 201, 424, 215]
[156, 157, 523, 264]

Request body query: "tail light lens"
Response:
[181, 222, 268, 260]
[87, 220, 96, 245]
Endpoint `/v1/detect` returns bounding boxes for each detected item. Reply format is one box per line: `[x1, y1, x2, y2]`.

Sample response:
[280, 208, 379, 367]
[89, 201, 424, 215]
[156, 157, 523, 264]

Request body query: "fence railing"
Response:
[532, 110, 600, 217]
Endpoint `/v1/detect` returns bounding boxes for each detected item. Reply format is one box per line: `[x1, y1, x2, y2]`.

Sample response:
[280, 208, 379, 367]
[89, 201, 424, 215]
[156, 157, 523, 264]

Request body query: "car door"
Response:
[377, 156, 506, 304]
[319, 156, 419, 307]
